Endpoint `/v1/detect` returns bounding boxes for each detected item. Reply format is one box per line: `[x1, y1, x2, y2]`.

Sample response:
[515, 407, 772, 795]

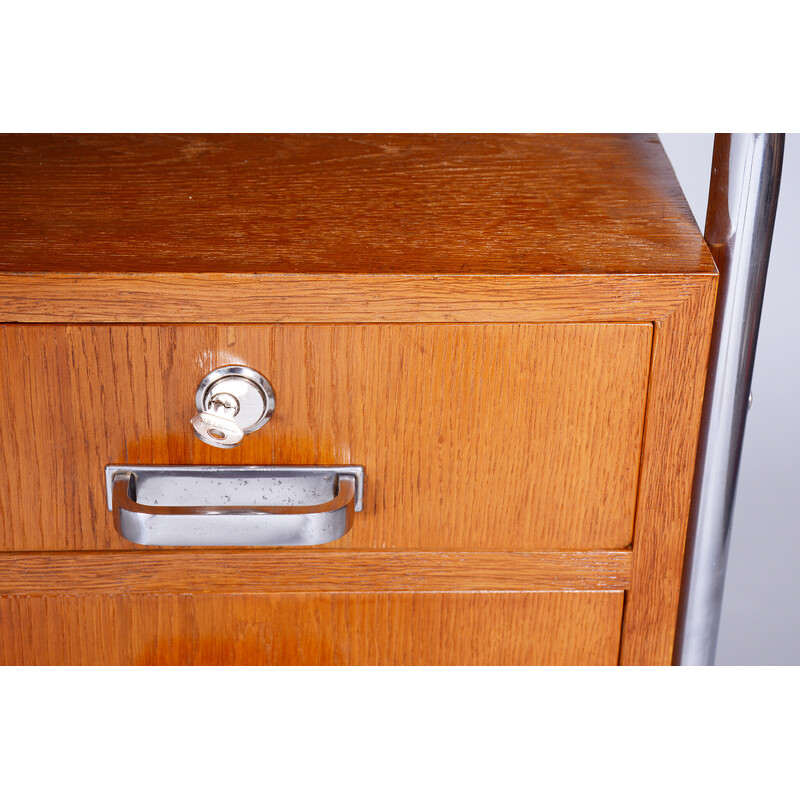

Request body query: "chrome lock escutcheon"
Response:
[191, 366, 275, 449]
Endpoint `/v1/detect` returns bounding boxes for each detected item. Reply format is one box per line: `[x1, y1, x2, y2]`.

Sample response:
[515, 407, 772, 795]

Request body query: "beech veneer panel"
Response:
[0, 591, 625, 665]
[0, 322, 651, 551]
[0, 134, 713, 275]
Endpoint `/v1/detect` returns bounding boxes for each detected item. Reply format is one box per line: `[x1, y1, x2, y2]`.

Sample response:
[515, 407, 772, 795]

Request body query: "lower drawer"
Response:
[0, 591, 624, 665]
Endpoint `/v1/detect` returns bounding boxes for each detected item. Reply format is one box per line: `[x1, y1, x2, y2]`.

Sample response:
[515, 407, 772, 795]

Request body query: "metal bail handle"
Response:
[105, 465, 365, 547]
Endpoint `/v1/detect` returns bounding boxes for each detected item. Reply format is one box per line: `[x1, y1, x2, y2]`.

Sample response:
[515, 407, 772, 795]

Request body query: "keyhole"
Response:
[208, 392, 240, 417]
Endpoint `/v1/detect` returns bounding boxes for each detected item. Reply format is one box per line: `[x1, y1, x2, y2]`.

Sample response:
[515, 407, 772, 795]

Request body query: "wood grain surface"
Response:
[0, 272, 715, 324]
[0, 322, 652, 551]
[0, 134, 711, 276]
[0, 591, 625, 665]
[620, 277, 717, 665]
[0, 550, 633, 594]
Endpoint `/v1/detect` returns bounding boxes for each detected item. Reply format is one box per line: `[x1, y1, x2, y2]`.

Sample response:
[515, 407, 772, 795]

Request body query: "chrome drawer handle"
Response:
[105, 465, 364, 547]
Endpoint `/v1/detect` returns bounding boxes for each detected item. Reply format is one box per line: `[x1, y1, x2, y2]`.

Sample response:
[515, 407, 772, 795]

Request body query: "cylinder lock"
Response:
[191, 366, 275, 449]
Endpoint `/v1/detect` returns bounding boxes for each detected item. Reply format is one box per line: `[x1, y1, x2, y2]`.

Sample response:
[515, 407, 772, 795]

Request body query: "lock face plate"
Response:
[195, 366, 276, 433]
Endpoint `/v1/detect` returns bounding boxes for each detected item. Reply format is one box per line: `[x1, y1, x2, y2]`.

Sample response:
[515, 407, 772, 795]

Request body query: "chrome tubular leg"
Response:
[674, 133, 785, 665]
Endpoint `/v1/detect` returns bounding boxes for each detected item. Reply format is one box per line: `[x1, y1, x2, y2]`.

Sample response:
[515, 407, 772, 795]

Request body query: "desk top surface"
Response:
[0, 133, 716, 276]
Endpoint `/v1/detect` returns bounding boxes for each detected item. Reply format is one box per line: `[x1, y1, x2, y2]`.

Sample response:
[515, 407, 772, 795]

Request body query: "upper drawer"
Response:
[0, 322, 651, 551]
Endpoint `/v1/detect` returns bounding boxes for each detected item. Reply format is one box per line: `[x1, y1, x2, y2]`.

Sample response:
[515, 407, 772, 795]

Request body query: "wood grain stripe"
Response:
[0, 273, 715, 324]
[0, 550, 632, 595]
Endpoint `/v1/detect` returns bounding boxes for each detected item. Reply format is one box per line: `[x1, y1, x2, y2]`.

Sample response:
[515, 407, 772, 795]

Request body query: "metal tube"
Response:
[674, 133, 785, 665]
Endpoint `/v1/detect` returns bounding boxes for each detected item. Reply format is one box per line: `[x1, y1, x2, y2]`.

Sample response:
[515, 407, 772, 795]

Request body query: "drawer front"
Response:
[0, 322, 651, 551]
[0, 591, 624, 665]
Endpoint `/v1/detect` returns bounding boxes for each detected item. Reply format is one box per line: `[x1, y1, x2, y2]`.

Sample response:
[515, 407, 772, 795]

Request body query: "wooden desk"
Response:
[0, 134, 717, 664]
